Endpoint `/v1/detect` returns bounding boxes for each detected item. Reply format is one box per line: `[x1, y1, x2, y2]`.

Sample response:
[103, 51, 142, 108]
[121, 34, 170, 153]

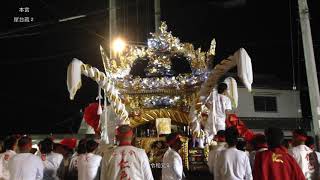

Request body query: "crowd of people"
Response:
[0, 124, 319, 180]
[208, 127, 320, 180]
[0, 125, 186, 180]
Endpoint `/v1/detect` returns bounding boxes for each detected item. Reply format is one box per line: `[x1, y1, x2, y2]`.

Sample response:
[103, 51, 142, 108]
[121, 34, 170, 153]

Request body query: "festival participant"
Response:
[149, 140, 168, 180]
[162, 133, 184, 180]
[39, 138, 63, 180]
[56, 138, 77, 180]
[204, 82, 232, 139]
[77, 139, 102, 180]
[207, 130, 227, 176]
[253, 127, 305, 180]
[305, 135, 320, 179]
[8, 136, 44, 180]
[306, 136, 320, 165]
[0, 136, 18, 180]
[68, 138, 87, 180]
[100, 125, 153, 180]
[214, 82, 232, 131]
[249, 134, 268, 168]
[236, 139, 250, 157]
[214, 127, 252, 180]
[290, 129, 316, 179]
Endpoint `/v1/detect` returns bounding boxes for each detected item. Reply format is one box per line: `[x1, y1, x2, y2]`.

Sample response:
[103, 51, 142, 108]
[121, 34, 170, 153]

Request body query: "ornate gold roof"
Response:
[101, 22, 216, 75]
[99, 22, 217, 126]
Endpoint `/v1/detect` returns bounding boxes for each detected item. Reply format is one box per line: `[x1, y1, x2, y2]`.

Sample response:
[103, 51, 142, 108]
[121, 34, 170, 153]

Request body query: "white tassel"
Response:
[103, 93, 109, 144]
[97, 104, 103, 115]
[96, 87, 103, 115]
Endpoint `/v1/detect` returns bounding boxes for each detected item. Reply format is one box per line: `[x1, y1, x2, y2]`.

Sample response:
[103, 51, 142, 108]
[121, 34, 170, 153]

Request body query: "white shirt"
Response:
[162, 147, 183, 180]
[101, 145, 153, 180]
[216, 94, 232, 121]
[8, 153, 44, 180]
[289, 144, 315, 179]
[207, 142, 227, 175]
[42, 152, 63, 180]
[206, 93, 232, 135]
[215, 147, 252, 180]
[77, 153, 102, 180]
[0, 150, 16, 180]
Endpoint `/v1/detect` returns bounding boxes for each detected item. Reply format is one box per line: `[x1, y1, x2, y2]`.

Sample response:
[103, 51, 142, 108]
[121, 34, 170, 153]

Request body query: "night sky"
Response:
[0, 0, 319, 135]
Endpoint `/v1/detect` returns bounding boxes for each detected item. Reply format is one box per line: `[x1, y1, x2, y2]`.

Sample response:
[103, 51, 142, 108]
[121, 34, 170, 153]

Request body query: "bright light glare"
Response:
[112, 38, 126, 53]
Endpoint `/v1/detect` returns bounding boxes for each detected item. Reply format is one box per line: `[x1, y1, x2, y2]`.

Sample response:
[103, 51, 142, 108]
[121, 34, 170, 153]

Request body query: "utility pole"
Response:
[99, 0, 117, 144]
[298, 0, 320, 136]
[154, 0, 161, 33]
[109, 0, 117, 58]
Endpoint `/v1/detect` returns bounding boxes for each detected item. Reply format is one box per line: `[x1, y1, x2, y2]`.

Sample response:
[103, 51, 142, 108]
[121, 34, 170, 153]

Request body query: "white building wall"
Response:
[236, 87, 302, 118]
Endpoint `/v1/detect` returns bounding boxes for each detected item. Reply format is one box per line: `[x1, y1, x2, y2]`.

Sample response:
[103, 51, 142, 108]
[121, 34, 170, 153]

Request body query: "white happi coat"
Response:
[207, 92, 232, 136]
[8, 153, 44, 180]
[77, 153, 102, 180]
[215, 147, 252, 180]
[42, 152, 63, 180]
[162, 147, 183, 180]
[0, 150, 16, 180]
[101, 145, 153, 180]
[215, 94, 232, 131]
[289, 145, 315, 179]
[207, 142, 227, 175]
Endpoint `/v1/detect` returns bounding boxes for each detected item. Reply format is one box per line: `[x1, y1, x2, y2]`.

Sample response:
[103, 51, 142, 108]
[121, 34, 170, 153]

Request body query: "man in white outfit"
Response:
[207, 130, 227, 176]
[101, 125, 154, 180]
[215, 127, 252, 180]
[77, 139, 102, 180]
[289, 129, 316, 180]
[305, 136, 320, 166]
[39, 138, 63, 180]
[0, 136, 18, 180]
[215, 83, 232, 131]
[68, 138, 87, 180]
[162, 133, 184, 180]
[56, 138, 77, 180]
[206, 83, 232, 136]
[305, 135, 320, 179]
[8, 136, 44, 180]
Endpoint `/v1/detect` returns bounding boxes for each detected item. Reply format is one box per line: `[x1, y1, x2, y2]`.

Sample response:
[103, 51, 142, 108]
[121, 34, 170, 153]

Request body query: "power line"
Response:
[0, 32, 40, 39]
[0, 16, 108, 41]
[0, 8, 110, 39]
[0, 22, 46, 38]
[0, 19, 107, 40]
[0, 47, 95, 65]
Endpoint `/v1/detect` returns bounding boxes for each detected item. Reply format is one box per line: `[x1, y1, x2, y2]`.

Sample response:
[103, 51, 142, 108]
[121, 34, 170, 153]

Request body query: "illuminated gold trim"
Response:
[130, 108, 190, 127]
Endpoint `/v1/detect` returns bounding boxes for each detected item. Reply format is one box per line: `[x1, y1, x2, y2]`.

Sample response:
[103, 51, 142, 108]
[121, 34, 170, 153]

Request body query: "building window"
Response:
[253, 96, 277, 112]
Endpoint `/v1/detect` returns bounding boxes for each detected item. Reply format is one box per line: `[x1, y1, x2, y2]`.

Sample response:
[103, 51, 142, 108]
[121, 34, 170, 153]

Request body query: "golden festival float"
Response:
[67, 22, 253, 172]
